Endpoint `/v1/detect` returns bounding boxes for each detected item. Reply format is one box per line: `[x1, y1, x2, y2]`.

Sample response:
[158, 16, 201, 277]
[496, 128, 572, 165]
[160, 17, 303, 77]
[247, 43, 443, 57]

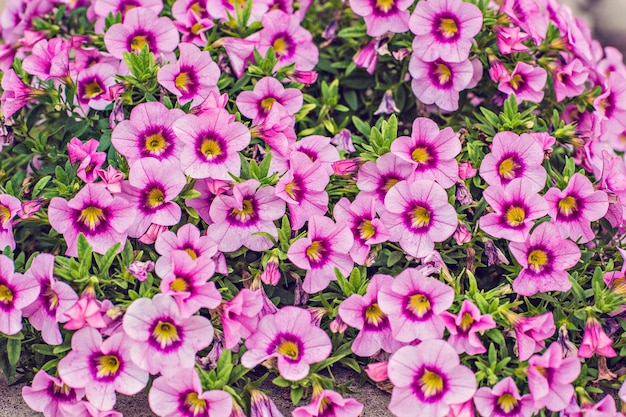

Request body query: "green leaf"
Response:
[96, 243, 120, 275]
[7, 338, 21, 367]
[77, 234, 93, 276]
[386, 251, 404, 267]
[291, 386, 303, 405]
[337, 25, 367, 39]
[334, 268, 354, 297]
[32, 175, 51, 197]
[351, 116, 370, 138]
[272, 376, 292, 388]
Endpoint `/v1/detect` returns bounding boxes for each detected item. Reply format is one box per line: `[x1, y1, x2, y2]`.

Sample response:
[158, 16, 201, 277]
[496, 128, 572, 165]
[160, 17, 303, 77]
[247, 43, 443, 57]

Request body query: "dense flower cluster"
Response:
[0, 0, 626, 416]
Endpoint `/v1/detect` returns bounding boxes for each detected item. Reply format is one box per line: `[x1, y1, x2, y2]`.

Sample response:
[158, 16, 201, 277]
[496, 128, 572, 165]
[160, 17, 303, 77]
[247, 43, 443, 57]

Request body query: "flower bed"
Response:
[1, 0, 626, 416]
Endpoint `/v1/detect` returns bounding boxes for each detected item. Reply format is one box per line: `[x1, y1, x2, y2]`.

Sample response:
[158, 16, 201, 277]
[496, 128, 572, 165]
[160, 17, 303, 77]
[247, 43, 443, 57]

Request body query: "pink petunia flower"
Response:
[390, 117, 461, 188]
[409, 0, 483, 63]
[354, 39, 379, 75]
[121, 158, 186, 238]
[498, 62, 547, 103]
[387, 340, 477, 417]
[173, 108, 251, 180]
[206, 0, 270, 24]
[241, 306, 332, 381]
[578, 316, 617, 358]
[441, 299, 496, 355]
[236, 76, 303, 124]
[22, 38, 70, 80]
[173, 9, 214, 47]
[495, 26, 530, 54]
[0, 69, 44, 119]
[157, 43, 220, 107]
[97, 166, 125, 194]
[63, 285, 109, 330]
[123, 294, 215, 375]
[509, 222, 580, 296]
[473, 377, 534, 417]
[349, 0, 412, 37]
[381, 179, 458, 259]
[292, 389, 364, 417]
[22, 370, 84, 417]
[148, 368, 233, 417]
[0, 254, 39, 336]
[0, 193, 22, 251]
[338, 274, 402, 357]
[544, 173, 609, 243]
[479, 178, 549, 243]
[22, 253, 78, 345]
[504, 311, 556, 362]
[257, 10, 318, 71]
[378, 268, 454, 343]
[58, 327, 149, 410]
[284, 135, 341, 176]
[500, 0, 549, 45]
[111, 101, 186, 166]
[357, 152, 413, 213]
[479, 131, 547, 192]
[58, 400, 124, 416]
[208, 179, 285, 252]
[553, 58, 589, 102]
[287, 215, 353, 293]
[68, 138, 106, 184]
[527, 342, 580, 412]
[154, 223, 218, 277]
[94, 0, 163, 20]
[219, 288, 264, 349]
[75, 63, 117, 112]
[104, 7, 179, 59]
[409, 56, 474, 112]
[333, 194, 390, 265]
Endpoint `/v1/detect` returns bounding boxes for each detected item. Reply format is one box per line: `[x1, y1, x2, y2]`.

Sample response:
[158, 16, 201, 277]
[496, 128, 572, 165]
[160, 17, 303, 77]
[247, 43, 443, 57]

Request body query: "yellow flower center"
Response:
[408, 294, 431, 318]
[130, 35, 148, 52]
[260, 97, 277, 112]
[83, 81, 103, 99]
[0, 204, 12, 225]
[277, 340, 299, 360]
[170, 277, 189, 292]
[509, 74, 524, 90]
[419, 370, 444, 397]
[45, 286, 59, 310]
[558, 195, 577, 216]
[527, 249, 548, 272]
[319, 396, 333, 413]
[144, 132, 166, 153]
[383, 178, 399, 191]
[200, 137, 222, 160]
[96, 355, 121, 378]
[411, 147, 431, 164]
[190, 22, 204, 35]
[411, 206, 431, 228]
[438, 18, 458, 37]
[184, 392, 207, 415]
[375, 0, 395, 12]
[364, 303, 386, 326]
[184, 248, 198, 261]
[306, 240, 324, 263]
[273, 37, 287, 54]
[435, 63, 452, 85]
[284, 180, 299, 200]
[460, 312, 474, 332]
[122, 4, 137, 13]
[152, 320, 181, 349]
[497, 393, 518, 413]
[146, 187, 166, 208]
[190, 1, 202, 14]
[358, 219, 376, 240]
[505, 206, 525, 227]
[498, 157, 518, 179]
[52, 383, 71, 396]
[534, 365, 548, 377]
[175, 71, 192, 93]
[79, 206, 105, 231]
[0, 284, 13, 304]
[231, 199, 255, 221]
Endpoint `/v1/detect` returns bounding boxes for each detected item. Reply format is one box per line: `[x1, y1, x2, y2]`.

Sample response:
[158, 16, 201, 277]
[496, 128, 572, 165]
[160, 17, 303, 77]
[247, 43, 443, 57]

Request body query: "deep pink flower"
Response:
[68, 138, 106, 183]
[0, 193, 22, 251]
[0, 253, 39, 336]
[236, 76, 303, 124]
[495, 26, 530, 54]
[350, 0, 412, 37]
[173, 9, 214, 47]
[148, 368, 233, 417]
[473, 377, 534, 417]
[22, 253, 78, 345]
[97, 166, 125, 194]
[354, 39, 378, 75]
[409, 0, 483, 63]
[22, 370, 84, 417]
[284, 135, 341, 176]
[111, 101, 185, 165]
[241, 306, 332, 381]
[252, 105, 297, 158]
[505, 311, 556, 362]
[387, 340, 477, 417]
[553, 58, 589, 102]
[75, 63, 117, 112]
[479, 131, 547, 192]
[59, 400, 124, 417]
[441, 300, 496, 355]
[498, 62, 547, 103]
[94, 0, 162, 23]
[219, 288, 264, 349]
[527, 342, 580, 412]
[382, 179, 458, 258]
[154, 223, 218, 277]
[208, 179, 285, 252]
[509, 222, 580, 296]
[378, 268, 454, 343]
[206, 0, 270, 23]
[173, 109, 251, 180]
[578, 316, 617, 358]
[22, 38, 70, 80]
[158, 43, 220, 107]
[1, 69, 43, 119]
[104, 7, 179, 59]
[500, 0, 549, 45]
[479, 179, 549, 243]
[221, 36, 257, 79]
[391, 117, 461, 188]
[287, 215, 353, 293]
[338, 274, 402, 357]
[58, 328, 149, 410]
[292, 389, 364, 417]
[409, 57, 474, 112]
[544, 173, 609, 243]
[365, 362, 388, 382]
[123, 294, 215, 375]
[257, 10, 318, 71]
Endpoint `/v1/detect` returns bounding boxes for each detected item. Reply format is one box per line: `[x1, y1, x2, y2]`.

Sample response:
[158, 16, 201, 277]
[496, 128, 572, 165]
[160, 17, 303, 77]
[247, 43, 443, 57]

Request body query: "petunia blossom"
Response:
[236, 76, 303, 124]
[578, 316, 617, 358]
[441, 299, 496, 355]
[504, 311, 556, 362]
[22, 370, 84, 417]
[219, 288, 264, 349]
[292, 389, 364, 417]
[473, 377, 534, 417]
[154, 223, 218, 277]
[0, 253, 40, 336]
[350, 0, 412, 37]
[498, 62, 547, 103]
[0, 193, 21, 251]
[356, 152, 413, 212]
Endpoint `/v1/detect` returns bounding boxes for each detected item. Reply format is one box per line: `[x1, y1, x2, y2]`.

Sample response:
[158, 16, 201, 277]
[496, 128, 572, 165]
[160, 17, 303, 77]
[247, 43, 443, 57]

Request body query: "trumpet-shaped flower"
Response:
[387, 340, 477, 417]
[292, 389, 364, 417]
[22, 38, 70, 80]
[378, 268, 454, 343]
[350, 0, 412, 37]
[219, 288, 264, 349]
[58, 327, 149, 411]
[441, 299, 496, 355]
[473, 377, 534, 417]
[390, 117, 461, 188]
[509, 222, 580, 296]
[154, 223, 218, 277]
[504, 311, 556, 362]
[287, 215, 353, 293]
[498, 62, 547, 103]
[75, 63, 117, 112]
[241, 306, 332, 381]
[123, 294, 215, 375]
[236, 76, 303, 124]
[67, 138, 106, 184]
[22, 370, 84, 417]
[578, 316, 617, 358]
[356, 152, 414, 212]
[382, 179, 458, 259]
[0, 193, 21, 251]
[0, 254, 39, 336]
[1, 69, 43, 119]
[479, 178, 548, 243]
